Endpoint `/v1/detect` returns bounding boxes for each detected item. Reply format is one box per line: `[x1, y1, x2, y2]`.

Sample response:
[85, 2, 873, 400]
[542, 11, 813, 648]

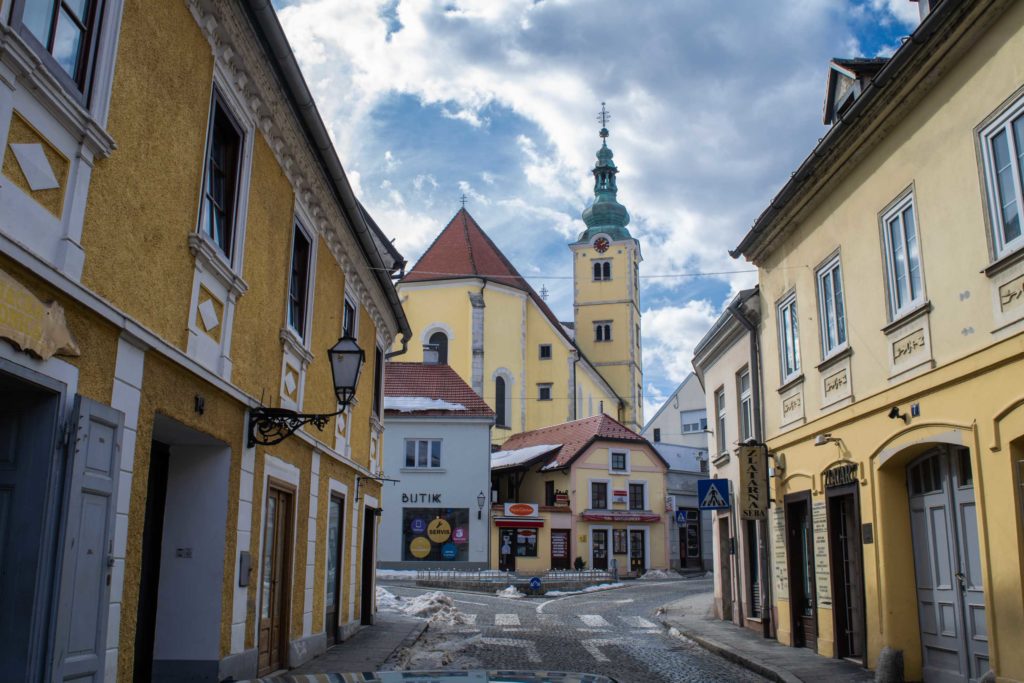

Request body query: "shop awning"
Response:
[581, 512, 660, 523]
[494, 518, 544, 528]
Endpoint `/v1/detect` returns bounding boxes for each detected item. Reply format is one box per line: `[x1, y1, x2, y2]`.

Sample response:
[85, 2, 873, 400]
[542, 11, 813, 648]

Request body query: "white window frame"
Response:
[737, 367, 752, 442]
[777, 292, 801, 382]
[681, 409, 705, 434]
[627, 480, 647, 511]
[609, 449, 630, 474]
[403, 439, 443, 470]
[815, 254, 848, 358]
[881, 192, 926, 319]
[715, 387, 727, 456]
[588, 479, 611, 510]
[342, 293, 359, 338]
[285, 219, 317, 344]
[979, 94, 1024, 259]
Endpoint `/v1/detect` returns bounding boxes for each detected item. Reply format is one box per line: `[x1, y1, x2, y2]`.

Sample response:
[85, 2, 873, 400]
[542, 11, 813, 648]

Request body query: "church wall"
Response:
[575, 365, 620, 420]
[395, 281, 475, 381]
[481, 284, 529, 439]
[525, 300, 574, 428]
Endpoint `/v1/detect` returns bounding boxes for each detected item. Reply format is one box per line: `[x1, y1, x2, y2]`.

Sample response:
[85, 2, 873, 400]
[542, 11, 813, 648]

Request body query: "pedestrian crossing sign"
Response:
[698, 479, 731, 510]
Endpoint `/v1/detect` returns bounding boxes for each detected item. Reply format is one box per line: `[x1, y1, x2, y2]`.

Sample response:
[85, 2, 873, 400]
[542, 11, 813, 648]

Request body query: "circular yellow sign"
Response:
[427, 518, 451, 543]
[409, 536, 431, 558]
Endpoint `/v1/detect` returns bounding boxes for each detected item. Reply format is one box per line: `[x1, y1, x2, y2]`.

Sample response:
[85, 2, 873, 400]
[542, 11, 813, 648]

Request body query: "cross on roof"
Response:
[597, 102, 610, 137]
[460, 193, 468, 208]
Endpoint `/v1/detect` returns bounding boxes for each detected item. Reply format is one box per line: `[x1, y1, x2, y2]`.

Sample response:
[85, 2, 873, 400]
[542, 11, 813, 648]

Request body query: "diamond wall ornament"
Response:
[198, 298, 220, 331]
[283, 369, 297, 396]
[10, 143, 59, 191]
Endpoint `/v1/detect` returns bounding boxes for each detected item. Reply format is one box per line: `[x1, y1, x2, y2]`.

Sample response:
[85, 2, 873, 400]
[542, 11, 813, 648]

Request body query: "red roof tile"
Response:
[498, 414, 653, 470]
[401, 208, 570, 340]
[384, 362, 494, 418]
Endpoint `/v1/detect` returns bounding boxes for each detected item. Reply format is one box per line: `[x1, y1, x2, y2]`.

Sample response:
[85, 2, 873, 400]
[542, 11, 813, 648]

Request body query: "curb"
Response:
[379, 619, 430, 669]
[659, 617, 802, 683]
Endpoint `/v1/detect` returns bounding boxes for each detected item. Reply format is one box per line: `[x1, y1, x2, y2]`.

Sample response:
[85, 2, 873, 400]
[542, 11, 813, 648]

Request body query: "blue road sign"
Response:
[529, 576, 542, 591]
[698, 479, 731, 510]
[441, 543, 458, 560]
[675, 510, 687, 525]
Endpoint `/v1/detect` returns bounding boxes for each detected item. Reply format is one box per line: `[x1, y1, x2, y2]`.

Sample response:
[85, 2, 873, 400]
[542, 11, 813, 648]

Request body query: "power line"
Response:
[373, 266, 758, 280]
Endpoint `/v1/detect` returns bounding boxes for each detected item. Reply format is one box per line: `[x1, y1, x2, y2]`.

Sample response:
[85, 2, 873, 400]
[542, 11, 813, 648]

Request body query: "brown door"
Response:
[629, 529, 646, 573]
[786, 494, 817, 650]
[828, 486, 866, 661]
[325, 495, 344, 645]
[551, 529, 570, 570]
[592, 529, 608, 570]
[258, 485, 293, 675]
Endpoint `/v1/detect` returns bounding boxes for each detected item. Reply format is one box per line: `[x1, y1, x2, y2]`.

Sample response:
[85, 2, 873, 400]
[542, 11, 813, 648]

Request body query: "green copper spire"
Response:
[578, 103, 631, 243]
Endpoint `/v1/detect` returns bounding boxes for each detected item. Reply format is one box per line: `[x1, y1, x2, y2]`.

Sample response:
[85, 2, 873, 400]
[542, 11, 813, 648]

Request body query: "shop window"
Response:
[515, 528, 538, 557]
[402, 508, 469, 562]
[613, 529, 628, 554]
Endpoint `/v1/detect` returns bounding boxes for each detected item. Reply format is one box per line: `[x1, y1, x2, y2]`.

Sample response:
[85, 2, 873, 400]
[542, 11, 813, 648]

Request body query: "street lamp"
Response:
[248, 336, 365, 447]
[477, 491, 486, 520]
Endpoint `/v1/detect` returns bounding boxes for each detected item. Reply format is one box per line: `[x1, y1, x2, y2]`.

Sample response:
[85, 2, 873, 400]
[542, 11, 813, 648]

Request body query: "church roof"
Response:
[496, 414, 662, 471]
[401, 208, 568, 340]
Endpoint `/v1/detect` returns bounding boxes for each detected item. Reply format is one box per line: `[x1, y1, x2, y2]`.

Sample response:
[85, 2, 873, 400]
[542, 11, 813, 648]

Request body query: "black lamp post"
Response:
[477, 491, 486, 520]
[248, 336, 365, 447]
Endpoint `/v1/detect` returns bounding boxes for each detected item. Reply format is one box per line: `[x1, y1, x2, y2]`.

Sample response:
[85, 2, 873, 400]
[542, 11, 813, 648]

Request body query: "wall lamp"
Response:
[477, 491, 486, 519]
[814, 433, 841, 447]
[248, 336, 365, 447]
[888, 406, 909, 424]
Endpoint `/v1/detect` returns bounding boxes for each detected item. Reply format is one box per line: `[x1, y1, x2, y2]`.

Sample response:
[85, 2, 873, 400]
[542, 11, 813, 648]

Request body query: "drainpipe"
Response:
[726, 294, 772, 639]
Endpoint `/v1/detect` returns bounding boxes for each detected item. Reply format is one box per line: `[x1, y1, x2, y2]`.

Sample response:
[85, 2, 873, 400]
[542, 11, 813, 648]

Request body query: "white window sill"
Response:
[400, 467, 446, 473]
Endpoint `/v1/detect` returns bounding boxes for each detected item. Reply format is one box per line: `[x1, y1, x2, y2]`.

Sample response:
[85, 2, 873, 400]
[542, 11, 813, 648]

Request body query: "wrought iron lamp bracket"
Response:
[247, 406, 343, 448]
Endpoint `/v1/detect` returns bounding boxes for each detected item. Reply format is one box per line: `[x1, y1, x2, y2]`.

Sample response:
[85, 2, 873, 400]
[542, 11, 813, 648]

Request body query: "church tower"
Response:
[572, 105, 644, 430]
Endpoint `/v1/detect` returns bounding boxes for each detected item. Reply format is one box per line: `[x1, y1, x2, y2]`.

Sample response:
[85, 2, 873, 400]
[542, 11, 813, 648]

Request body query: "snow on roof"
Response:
[490, 444, 561, 470]
[383, 396, 467, 413]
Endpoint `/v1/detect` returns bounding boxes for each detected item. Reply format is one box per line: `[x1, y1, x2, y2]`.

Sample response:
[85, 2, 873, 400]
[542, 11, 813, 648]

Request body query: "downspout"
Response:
[726, 294, 772, 639]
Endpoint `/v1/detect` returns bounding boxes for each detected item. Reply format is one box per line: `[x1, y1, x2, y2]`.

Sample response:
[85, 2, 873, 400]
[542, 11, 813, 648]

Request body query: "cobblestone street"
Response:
[380, 577, 768, 683]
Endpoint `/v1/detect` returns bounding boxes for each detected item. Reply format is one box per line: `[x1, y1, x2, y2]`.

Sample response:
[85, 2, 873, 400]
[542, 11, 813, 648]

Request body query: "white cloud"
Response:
[384, 149, 400, 172]
[642, 300, 720, 386]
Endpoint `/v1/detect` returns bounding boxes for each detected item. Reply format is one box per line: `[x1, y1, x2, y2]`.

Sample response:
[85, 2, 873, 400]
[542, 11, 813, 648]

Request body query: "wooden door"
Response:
[550, 529, 570, 570]
[827, 487, 866, 661]
[258, 485, 292, 675]
[629, 529, 646, 574]
[325, 495, 344, 645]
[592, 529, 608, 570]
[786, 495, 817, 650]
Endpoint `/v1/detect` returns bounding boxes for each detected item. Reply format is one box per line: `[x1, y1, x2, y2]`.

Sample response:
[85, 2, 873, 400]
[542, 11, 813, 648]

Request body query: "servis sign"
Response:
[503, 503, 539, 517]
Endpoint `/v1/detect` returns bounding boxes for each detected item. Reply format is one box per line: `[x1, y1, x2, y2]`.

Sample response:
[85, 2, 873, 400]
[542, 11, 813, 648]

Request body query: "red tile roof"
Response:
[384, 362, 494, 418]
[401, 208, 570, 339]
[498, 414, 656, 470]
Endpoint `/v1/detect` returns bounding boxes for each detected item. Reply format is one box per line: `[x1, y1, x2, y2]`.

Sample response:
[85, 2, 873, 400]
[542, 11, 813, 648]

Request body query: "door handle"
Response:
[955, 572, 966, 590]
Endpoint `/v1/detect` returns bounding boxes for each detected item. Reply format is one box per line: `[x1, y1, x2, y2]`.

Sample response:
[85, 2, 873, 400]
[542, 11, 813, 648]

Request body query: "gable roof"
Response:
[384, 362, 494, 418]
[495, 414, 661, 471]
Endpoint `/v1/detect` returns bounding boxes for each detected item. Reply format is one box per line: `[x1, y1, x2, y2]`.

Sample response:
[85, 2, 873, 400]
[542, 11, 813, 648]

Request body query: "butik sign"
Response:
[738, 444, 768, 521]
[504, 503, 539, 517]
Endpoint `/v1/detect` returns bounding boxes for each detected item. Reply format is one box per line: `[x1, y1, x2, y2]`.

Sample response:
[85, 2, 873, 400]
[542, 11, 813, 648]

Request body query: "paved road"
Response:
[379, 577, 767, 683]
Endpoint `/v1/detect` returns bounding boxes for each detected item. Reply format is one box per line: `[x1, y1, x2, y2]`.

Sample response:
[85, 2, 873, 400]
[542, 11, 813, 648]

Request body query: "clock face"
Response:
[593, 237, 610, 253]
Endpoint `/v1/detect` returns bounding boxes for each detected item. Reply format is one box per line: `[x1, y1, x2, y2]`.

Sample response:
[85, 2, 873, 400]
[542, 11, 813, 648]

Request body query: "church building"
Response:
[396, 119, 644, 443]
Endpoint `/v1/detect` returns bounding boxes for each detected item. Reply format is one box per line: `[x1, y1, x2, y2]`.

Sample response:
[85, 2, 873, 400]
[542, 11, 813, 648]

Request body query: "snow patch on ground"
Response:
[495, 585, 526, 599]
[638, 569, 681, 580]
[543, 581, 625, 596]
[387, 630, 483, 670]
[376, 587, 473, 625]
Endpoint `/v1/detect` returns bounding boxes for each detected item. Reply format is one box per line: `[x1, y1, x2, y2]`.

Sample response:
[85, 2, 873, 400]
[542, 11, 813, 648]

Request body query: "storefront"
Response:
[495, 503, 545, 572]
[581, 511, 659, 575]
[402, 507, 472, 562]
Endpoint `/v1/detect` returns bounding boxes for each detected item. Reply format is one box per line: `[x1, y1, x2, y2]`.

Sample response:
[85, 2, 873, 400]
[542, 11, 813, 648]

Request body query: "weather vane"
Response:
[597, 102, 610, 138]
[460, 193, 468, 208]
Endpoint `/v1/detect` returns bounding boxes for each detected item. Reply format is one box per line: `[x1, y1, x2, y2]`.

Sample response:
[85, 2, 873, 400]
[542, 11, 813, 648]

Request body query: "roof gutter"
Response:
[244, 1, 412, 349]
[730, 0, 963, 260]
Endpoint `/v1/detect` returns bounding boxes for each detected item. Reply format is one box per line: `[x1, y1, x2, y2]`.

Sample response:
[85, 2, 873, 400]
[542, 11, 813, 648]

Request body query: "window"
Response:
[342, 299, 356, 338]
[595, 321, 612, 342]
[404, 439, 442, 468]
[199, 95, 244, 258]
[715, 388, 727, 455]
[817, 256, 847, 356]
[545, 481, 555, 506]
[539, 344, 552, 360]
[628, 483, 645, 511]
[16, 0, 104, 96]
[738, 368, 752, 442]
[653, 428, 661, 442]
[428, 331, 448, 364]
[881, 195, 924, 318]
[591, 482, 608, 509]
[593, 260, 611, 281]
[537, 384, 552, 401]
[613, 529, 628, 554]
[634, 261, 639, 291]
[635, 323, 640, 347]
[514, 529, 538, 557]
[372, 345, 383, 417]
[777, 293, 801, 381]
[681, 409, 706, 434]
[495, 376, 508, 428]
[611, 451, 628, 472]
[288, 225, 312, 338]
[980, 97, 1024, 257]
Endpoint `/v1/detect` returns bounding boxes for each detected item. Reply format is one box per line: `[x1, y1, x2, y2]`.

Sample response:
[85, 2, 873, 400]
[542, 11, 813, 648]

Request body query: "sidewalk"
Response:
[288, 612, 427, 675]
[659, 592, 874, 683]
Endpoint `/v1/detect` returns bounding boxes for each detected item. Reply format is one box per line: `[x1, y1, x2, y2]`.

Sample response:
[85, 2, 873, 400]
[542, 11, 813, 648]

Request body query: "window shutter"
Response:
[51, 396, 124, 682]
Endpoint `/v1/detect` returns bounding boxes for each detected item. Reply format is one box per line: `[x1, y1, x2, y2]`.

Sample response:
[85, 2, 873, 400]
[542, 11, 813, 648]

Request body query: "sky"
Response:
[271, 0, 921, 420]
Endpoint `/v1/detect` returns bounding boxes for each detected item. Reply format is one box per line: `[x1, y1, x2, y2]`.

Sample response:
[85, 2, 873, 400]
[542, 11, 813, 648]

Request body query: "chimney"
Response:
[423, 343, 439, 365]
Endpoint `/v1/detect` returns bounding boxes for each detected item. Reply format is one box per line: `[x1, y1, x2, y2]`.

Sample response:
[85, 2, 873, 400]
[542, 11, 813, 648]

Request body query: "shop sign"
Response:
[402, 492, 441, 503]
[611, 489, 628, 504]
[452, 526, 468, 544]
[554, 489, 569, 506]
[581, 512, 660, 522]
[811, 501, 833, 609]
[0, 268, 79, 360]
[410, 517, 427, 534]
[504, 502, 539, 517]
[739, 445, 768, 521]
[441, 543, 458, 560]
[427, 518, 451, 543]
[823, 463, 857, 488]
[551, 533, 568, 558]
[409, 537, 430, 559]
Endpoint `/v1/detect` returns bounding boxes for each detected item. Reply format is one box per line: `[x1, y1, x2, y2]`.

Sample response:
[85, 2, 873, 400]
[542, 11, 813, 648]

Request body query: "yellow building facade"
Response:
[490, 415, 670, 575]
[0, 1, 409, 681]
[732, 2, 1024, 681]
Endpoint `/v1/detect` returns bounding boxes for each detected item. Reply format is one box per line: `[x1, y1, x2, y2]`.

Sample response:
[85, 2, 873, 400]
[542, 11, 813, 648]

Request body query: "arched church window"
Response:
[602, 261, 611, 279]
[428, 331, 448, 364]
[495, 376, 508, 428]
[593, 262, 602, 280]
